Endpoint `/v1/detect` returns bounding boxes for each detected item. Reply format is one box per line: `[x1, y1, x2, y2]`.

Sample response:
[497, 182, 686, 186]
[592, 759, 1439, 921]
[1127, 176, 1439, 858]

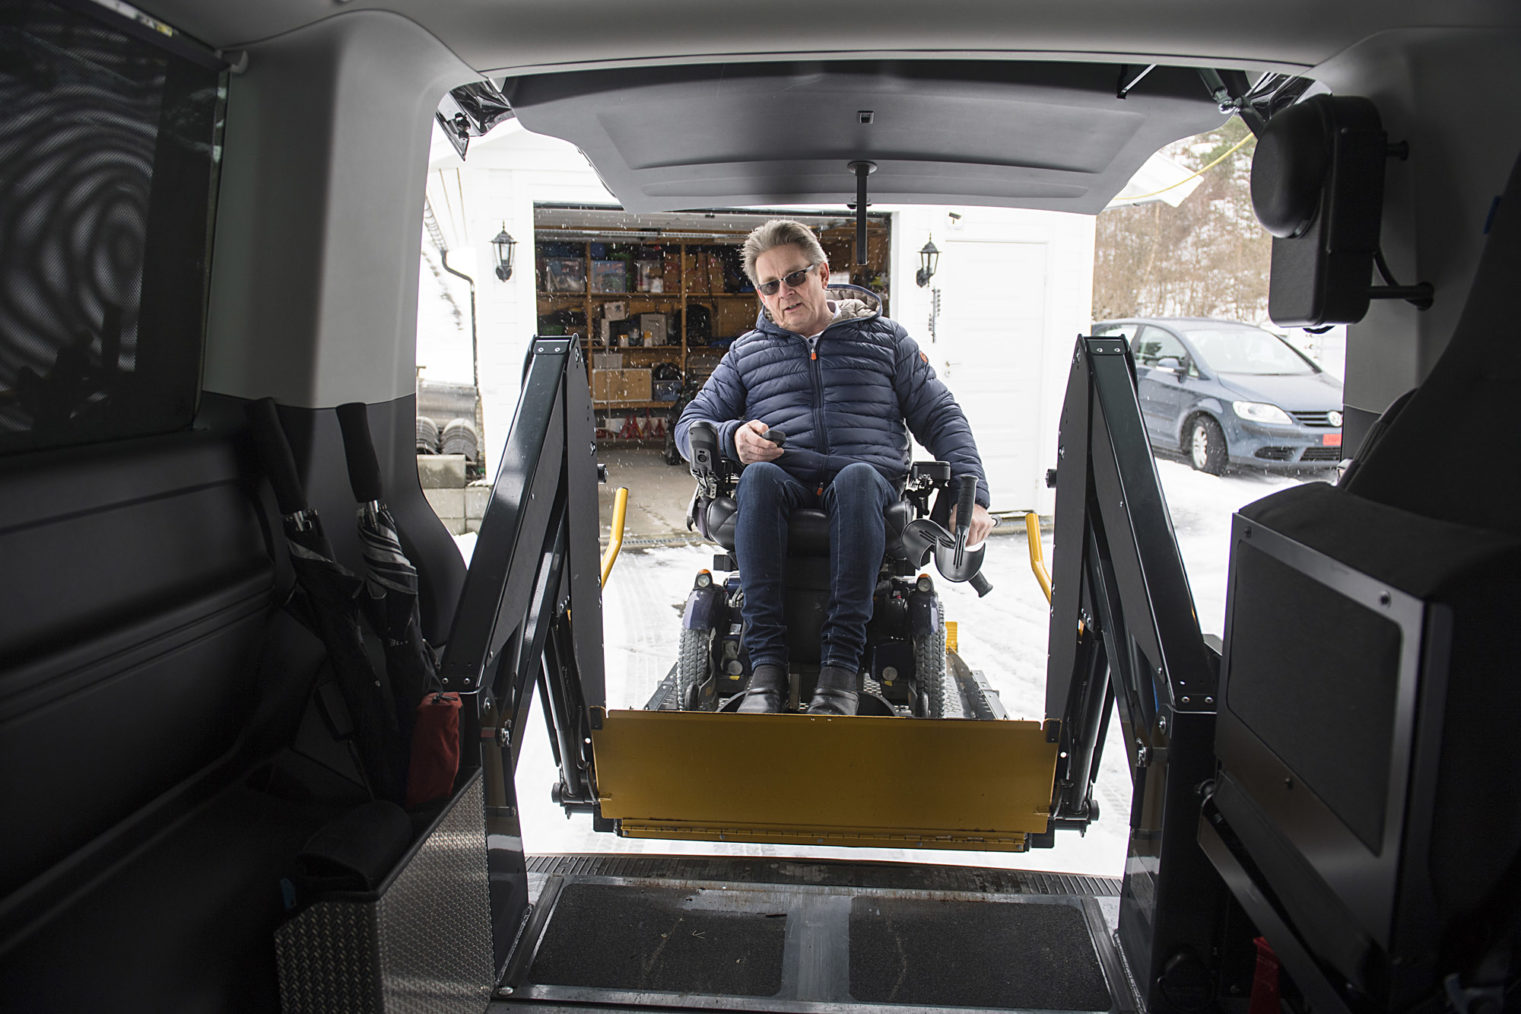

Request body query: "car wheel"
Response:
[1189, 415, 1228, 475]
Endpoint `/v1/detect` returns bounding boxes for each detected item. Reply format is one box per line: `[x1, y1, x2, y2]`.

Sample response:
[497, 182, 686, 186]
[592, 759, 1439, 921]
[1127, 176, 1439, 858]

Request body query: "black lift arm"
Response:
[438, 337, 606, 974]
[1044, 336, 1239, 1008]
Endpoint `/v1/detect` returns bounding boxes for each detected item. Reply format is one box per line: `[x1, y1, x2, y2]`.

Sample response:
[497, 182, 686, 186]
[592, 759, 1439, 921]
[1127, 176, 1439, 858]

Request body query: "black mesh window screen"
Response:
[0, 0, 223, 454]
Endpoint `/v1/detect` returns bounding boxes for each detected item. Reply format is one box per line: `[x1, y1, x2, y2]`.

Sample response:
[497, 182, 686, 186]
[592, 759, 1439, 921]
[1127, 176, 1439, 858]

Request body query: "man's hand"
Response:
[949, 503, 995, 546]
[734, 420, 784, 464]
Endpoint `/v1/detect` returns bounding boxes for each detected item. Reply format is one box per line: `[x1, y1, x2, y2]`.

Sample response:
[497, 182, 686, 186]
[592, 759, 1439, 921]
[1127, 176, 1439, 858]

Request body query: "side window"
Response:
[1093, 322, 1140, 343]
[1133, 327, 1187, 368]
[0, 1, 225, 456]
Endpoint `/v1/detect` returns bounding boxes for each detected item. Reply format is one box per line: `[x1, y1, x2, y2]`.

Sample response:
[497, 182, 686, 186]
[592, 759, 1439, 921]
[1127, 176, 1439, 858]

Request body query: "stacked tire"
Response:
[440, 418, 479, 463]
[416, 415, 440, 454]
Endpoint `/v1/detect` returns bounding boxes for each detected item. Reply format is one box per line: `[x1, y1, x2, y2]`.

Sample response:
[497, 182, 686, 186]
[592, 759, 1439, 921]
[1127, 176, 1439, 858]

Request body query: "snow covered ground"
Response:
[453, 457, 1326, 876]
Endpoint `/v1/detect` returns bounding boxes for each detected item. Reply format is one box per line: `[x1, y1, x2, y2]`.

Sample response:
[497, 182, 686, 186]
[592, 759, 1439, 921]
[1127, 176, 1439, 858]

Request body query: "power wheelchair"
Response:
[651, 420, 992, 718]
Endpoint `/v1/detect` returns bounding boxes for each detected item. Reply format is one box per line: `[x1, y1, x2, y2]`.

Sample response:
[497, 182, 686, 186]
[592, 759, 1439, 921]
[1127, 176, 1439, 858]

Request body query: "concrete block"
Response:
[424, 487, 466, 534]
[465, 484, 491, 526]
[417, 453, 467, 489]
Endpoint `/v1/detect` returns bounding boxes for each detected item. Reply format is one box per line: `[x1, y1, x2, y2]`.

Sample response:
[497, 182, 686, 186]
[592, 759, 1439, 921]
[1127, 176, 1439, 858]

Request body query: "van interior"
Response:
[2, 0, 1520, 1011]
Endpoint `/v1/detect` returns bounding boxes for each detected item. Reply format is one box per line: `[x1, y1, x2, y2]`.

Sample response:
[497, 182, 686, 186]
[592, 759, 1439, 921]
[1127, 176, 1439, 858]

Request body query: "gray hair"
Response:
[741, 219, 827, 285]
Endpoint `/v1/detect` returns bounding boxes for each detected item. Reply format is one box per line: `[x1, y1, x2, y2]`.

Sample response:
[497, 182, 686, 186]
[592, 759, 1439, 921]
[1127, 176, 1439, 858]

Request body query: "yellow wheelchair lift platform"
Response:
[589, 708, 1059, 851]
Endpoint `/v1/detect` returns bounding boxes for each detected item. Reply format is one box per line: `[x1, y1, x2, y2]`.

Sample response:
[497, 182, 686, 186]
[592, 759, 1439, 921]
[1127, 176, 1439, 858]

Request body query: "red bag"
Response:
[404, 692, 462, 808]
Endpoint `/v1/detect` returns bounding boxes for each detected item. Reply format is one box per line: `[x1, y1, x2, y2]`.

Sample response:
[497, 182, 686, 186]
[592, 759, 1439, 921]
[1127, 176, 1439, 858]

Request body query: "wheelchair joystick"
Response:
[951, 473, 976, 569]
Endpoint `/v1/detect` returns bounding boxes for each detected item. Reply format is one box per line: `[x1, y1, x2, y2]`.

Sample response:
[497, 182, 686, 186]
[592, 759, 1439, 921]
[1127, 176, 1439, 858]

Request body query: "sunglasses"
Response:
[756, 263, 819, 296]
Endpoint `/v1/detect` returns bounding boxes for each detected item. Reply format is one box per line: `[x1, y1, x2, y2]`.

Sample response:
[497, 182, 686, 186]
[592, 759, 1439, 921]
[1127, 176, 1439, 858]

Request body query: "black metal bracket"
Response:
[1046, 337, 1217, 822]
[1045, 336, 1235, 1008]
[437, 335, 606, 973]
[846, 160, 877, 265]
[1116, 64, 1155, 100]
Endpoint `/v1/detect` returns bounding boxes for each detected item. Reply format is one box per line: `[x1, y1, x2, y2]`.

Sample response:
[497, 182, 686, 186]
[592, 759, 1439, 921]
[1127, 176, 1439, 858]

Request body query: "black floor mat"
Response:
[528, 882, 787, 997]
[849, 896, 1112, 1011]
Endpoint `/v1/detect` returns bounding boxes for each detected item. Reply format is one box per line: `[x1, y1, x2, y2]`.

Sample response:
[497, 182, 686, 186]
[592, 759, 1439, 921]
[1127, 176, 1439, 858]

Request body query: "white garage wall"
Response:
[889, 207, 1096, 515]
[423, 122, 618, 479]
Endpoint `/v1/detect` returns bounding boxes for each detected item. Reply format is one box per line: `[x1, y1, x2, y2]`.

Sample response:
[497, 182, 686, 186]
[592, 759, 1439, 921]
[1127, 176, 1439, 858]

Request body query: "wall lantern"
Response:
[915, 237, 940, 287]
[491, 224, 517, 281]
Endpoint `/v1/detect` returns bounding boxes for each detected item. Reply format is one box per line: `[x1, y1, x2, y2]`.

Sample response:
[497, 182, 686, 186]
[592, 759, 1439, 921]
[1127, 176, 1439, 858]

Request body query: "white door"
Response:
[929, 238, 1050, 513]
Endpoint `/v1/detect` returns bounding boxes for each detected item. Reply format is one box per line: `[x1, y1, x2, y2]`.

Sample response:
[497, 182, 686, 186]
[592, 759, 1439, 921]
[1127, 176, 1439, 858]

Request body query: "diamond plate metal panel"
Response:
[275, 773, 492, 1013]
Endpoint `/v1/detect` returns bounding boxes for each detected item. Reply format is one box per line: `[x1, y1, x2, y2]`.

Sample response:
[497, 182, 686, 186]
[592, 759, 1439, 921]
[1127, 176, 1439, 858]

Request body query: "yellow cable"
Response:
[1120, 131, 1254, 203]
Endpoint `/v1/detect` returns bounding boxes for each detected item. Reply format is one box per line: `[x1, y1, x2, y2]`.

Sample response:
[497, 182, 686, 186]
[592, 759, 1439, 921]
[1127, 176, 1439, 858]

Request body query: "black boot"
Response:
[739, 663, 788, 714]
[806, 665, 859, 716]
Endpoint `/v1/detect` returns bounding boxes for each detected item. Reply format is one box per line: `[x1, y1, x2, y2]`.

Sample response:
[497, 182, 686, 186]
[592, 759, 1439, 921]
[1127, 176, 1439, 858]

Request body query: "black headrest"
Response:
[1252, 95, 1372, 238]
[1252, 94, 1388, 327]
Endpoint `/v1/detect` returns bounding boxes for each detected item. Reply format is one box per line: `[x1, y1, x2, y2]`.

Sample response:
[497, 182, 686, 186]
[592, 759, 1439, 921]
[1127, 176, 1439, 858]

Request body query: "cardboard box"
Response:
[718, 299, 755, 337]
[620, 368, 652, 402]
[639, 312, 667, 346]
[688, 251, 727, 293]
[602, 300, 628, 321]
[591, 369, 620, 402]
[592, 368, 652, 403]
[593, 353, 624, 369]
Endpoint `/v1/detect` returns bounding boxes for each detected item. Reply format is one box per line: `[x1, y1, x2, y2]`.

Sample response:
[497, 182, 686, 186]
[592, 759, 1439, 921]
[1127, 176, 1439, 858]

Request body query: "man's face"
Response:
[755, 244, 833, 336]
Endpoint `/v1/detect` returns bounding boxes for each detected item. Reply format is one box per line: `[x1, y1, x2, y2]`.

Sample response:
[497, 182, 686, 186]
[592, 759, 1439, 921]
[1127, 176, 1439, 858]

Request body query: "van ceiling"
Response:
[503, 61, 1233, 213]
[132, 1, 1521, 78]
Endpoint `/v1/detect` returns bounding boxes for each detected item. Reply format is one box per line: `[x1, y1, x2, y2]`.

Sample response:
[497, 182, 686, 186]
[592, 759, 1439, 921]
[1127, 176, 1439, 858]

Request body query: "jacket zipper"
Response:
[805, 334, 830, 457]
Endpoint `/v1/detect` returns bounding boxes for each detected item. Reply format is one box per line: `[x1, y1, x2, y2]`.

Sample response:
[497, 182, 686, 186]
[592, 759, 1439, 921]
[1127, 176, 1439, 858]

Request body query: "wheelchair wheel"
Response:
[676, 626, 712, 709]
[915, 615, 952, 718]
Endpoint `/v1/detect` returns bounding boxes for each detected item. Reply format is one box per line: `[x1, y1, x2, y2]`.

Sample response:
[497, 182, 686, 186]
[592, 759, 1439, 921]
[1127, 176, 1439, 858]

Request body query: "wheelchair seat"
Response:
[683, 421, 931, 565]
[691, 494, 917, 558]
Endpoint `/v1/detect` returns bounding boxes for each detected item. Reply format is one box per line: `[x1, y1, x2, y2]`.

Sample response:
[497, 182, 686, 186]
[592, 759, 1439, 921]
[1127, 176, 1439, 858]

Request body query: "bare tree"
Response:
[1093, 118, 1270, 323]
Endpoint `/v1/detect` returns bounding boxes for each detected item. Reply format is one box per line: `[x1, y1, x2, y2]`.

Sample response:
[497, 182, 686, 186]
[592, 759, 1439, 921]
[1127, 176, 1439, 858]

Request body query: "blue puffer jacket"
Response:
[675, 285, 989, 507]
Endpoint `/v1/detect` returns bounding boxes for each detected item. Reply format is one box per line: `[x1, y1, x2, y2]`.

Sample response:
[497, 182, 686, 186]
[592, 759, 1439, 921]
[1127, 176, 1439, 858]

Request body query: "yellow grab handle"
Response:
[601, 486, 629, 588]
[1025, 512, 1052, 605]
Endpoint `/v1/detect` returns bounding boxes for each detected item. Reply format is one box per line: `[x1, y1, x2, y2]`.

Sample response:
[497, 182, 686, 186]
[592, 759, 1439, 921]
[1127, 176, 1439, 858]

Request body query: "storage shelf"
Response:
[584, 343, 681, 353]
[594, 437, 666, 446]
[538, 290, 757, 299]
[536, 217, 886, 434]
[585, 343, 734, 354]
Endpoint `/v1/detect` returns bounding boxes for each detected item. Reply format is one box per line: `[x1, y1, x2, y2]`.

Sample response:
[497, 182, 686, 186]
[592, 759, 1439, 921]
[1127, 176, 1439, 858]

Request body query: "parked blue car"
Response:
[1092, 318, 1344, 474]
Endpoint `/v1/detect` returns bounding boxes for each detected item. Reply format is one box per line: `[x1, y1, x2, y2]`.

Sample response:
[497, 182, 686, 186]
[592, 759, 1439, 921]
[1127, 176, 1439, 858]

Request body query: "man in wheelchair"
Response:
[674, 219, 992, 717]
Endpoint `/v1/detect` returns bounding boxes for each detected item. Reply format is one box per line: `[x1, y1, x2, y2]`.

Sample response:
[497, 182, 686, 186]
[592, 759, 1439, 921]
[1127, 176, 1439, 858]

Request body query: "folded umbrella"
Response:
[246, 398, 402, 799]
[335, 403, 448, 803]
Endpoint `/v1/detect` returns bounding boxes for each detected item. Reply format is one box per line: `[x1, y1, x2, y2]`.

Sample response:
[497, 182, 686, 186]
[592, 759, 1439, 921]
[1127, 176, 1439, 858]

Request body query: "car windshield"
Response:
[1180, 323, 1317, 375]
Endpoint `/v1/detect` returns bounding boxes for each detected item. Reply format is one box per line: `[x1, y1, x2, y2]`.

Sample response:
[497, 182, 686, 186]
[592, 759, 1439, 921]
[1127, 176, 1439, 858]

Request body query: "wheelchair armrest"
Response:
[906, 460, 951, 519]
[687, 420, 737, 508]
[687, 420, 730, 481]
[910, 460, 951, 485]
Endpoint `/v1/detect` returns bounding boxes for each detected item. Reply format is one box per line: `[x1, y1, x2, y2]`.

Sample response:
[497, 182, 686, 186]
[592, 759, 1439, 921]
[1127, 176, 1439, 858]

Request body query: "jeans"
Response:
[732, 461, 895, 672]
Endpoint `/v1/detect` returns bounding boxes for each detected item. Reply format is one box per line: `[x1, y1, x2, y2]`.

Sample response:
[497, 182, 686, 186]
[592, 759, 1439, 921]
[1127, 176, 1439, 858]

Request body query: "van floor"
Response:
[492, 853, 1133, 1013]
